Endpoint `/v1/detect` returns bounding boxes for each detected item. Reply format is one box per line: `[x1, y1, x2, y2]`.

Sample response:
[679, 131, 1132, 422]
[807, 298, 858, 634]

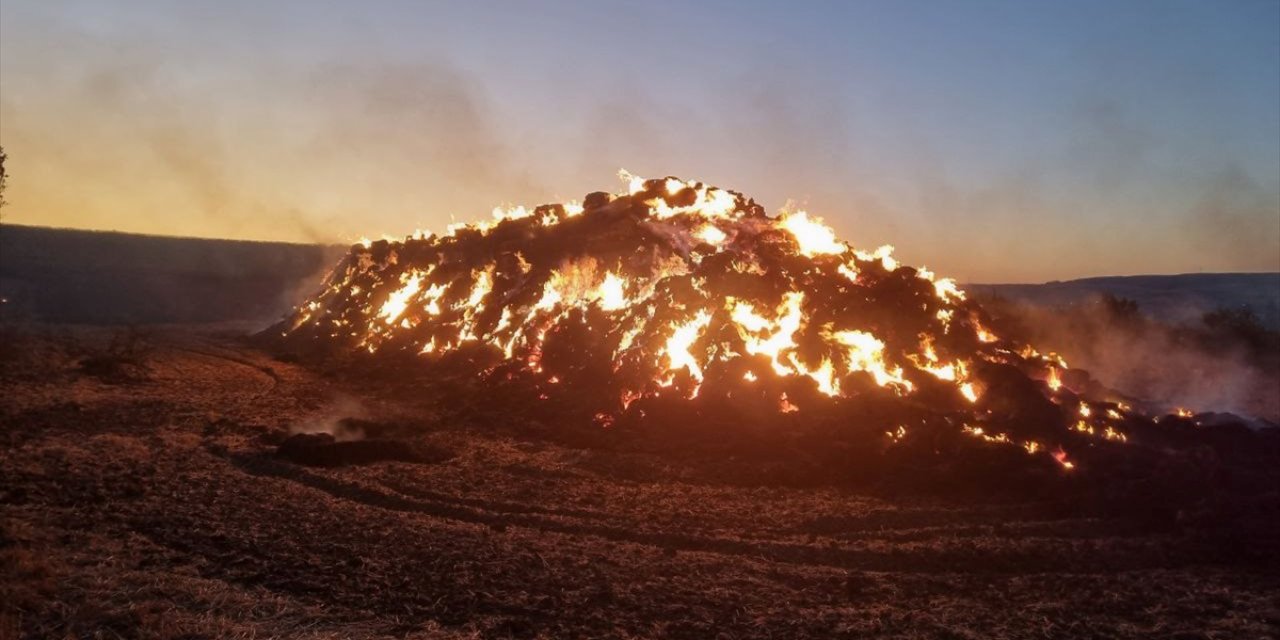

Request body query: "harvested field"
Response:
[2, 326, 1278, 639]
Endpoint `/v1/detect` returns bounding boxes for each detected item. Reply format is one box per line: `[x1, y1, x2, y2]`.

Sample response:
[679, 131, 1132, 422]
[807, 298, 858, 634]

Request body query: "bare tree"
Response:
[0, 145, 7, 215]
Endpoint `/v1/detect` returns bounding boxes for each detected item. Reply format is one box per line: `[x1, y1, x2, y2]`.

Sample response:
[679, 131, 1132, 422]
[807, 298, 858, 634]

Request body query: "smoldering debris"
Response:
[290, 396, 369, 441]
[260, 173, 1280, 508]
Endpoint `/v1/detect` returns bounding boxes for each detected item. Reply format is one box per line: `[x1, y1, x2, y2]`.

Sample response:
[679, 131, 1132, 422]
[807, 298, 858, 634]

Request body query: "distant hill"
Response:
[0, 224, 345, 325]
[968, 273, 1280, 329]
[3, 224, 1277, 329]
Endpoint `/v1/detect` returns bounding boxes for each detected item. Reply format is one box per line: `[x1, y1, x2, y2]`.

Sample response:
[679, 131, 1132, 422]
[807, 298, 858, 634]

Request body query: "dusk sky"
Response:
[1, 0, 1277, 282]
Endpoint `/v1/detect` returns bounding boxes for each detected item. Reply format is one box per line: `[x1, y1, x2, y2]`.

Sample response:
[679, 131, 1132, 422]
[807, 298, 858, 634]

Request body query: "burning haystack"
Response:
[273, 172, 1271, 485]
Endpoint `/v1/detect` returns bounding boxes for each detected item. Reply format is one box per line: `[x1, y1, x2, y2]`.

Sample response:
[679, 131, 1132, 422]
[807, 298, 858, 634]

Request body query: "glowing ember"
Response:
[779, 393, 799, 413]
[1052, 448, 1075, 470]
[780, 211, 845, 257]
[1046, 367, 1063, 391]
[596, 272, 628, 312]
[377, 273, 423, 324]
[663, 310, 713, 389]
[696, 224, 728, 246]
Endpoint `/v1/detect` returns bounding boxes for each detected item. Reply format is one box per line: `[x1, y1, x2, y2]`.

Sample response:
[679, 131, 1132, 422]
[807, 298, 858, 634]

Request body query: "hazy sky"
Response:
[1, 0, 1277, 282]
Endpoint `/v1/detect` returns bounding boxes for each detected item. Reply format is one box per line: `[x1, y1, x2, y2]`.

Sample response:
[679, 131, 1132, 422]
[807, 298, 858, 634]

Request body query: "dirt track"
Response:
[2, 328, 1278, 639]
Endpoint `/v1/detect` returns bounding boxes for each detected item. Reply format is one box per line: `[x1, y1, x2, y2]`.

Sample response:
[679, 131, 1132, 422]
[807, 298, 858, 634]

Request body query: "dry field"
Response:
[2, 326, 1278, 639]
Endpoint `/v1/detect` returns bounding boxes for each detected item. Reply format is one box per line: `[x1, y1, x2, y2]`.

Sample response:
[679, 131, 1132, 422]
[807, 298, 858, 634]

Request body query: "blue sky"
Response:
[1, 0, 1277, 281]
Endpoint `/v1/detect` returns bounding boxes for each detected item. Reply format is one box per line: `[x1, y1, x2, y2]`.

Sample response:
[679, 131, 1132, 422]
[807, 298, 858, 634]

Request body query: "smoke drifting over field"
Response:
[3, 2, 1278, 281]
[982, 295, 1280, 422]
[0, 16, 544, 244]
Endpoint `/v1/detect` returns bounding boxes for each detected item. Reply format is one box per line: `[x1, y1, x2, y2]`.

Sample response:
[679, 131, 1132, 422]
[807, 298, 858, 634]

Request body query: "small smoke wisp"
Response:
[291, 395, 368, 441]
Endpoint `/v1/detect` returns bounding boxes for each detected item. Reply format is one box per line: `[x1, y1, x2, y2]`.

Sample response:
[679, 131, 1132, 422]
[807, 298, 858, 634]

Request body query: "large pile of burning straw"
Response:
[273, 172, 1275, 488]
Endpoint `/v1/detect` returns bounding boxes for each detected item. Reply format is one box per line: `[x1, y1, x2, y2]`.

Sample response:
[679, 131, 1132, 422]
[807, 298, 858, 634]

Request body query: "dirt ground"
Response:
[2, 326, 1278, 639]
